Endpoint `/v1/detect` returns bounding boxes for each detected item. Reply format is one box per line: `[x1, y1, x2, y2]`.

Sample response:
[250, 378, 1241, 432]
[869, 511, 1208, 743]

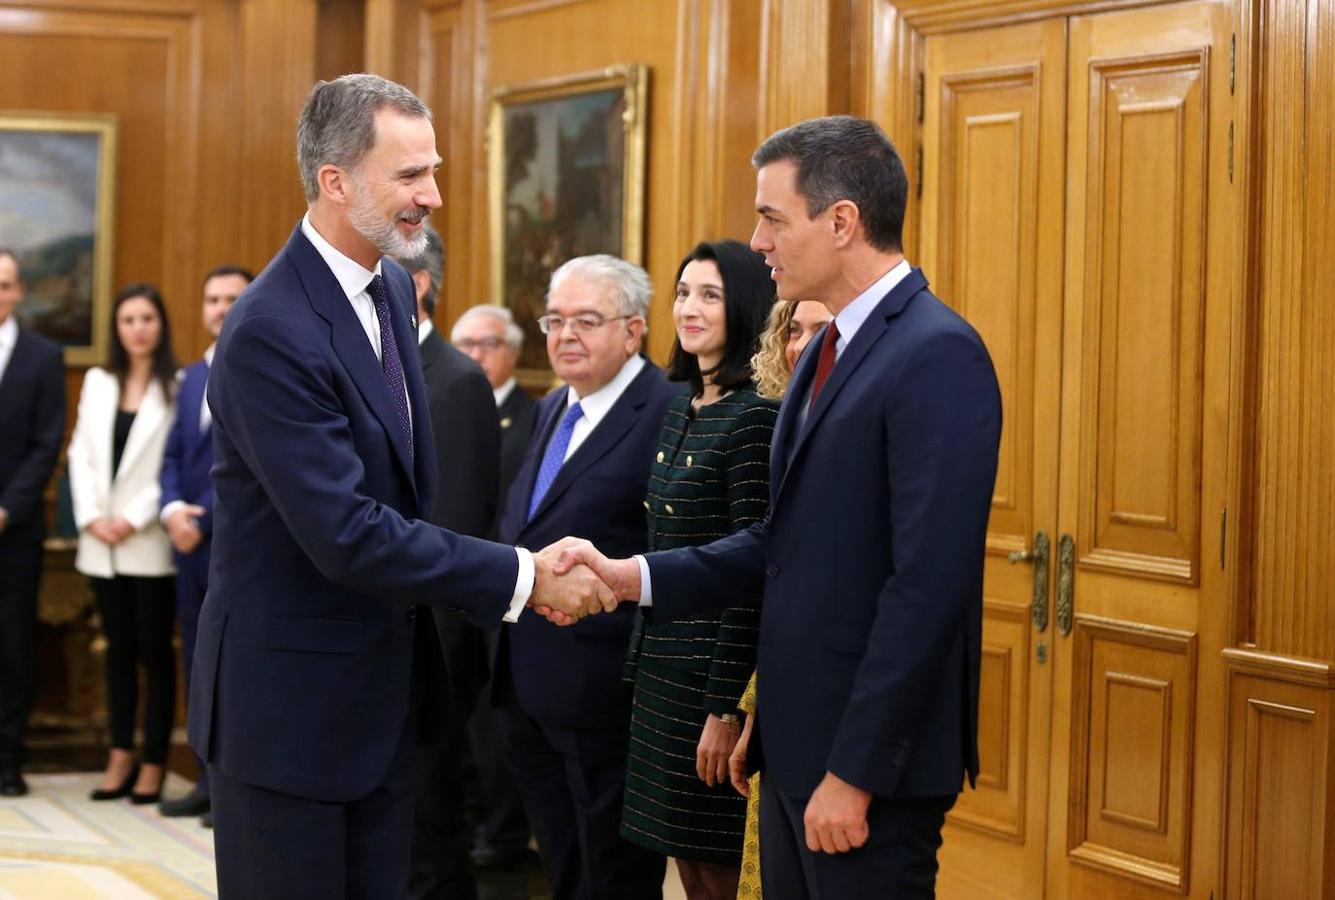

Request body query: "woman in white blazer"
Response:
[68, 282, 178, 804]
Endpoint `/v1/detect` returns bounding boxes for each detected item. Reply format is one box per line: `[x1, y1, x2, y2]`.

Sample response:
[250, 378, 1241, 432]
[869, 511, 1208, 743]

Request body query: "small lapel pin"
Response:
[410, 314, 417, 329]
[500, 417, 513, 429]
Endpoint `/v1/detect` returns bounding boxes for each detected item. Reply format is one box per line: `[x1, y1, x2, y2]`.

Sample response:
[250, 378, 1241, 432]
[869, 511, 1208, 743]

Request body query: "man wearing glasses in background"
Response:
[489, 255, 677, 899]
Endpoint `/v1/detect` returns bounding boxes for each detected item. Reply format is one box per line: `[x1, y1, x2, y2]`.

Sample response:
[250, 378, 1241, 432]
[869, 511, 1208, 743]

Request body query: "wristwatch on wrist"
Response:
[718, 713, 741, 726]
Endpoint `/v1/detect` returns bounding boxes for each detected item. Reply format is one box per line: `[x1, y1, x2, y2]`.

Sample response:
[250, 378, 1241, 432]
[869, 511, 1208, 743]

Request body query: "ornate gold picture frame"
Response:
[0, 111, 118, 367]
[488, 64, 648, 387]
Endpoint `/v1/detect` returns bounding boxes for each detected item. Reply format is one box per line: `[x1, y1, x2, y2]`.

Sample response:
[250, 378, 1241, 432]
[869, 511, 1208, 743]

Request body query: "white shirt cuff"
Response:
[160, 500, 187, 528]
[504, 547, 535, 623]
[635, 555, 653, 607]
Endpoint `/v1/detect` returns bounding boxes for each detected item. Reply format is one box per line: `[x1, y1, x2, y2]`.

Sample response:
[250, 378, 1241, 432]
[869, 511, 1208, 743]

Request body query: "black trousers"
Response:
[758, 781, 955, 899]
[408, 721, 476, 900]
[465, 681, 532, 856]
[497, 704, 664, 900]
[210, 713, 417, 899]
[174, 545, 210, 794]
[0, 535, 42, 765]
[92, 574, 176, 764]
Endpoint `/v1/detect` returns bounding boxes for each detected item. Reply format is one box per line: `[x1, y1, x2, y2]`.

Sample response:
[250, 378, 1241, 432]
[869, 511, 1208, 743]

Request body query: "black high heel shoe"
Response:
[130, 779, 163, 805]
[90, 764, 139, 801]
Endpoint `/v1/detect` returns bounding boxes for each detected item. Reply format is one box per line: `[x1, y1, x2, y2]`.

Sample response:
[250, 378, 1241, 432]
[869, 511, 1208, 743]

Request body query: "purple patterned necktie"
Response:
[366, 274, 413, 455]
[528, 401, 584, 520]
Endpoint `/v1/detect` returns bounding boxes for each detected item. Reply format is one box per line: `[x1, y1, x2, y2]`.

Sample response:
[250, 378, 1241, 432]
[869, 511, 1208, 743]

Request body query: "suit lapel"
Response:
[774, 269, 927, 506]
[185, 363, 210, 455]
[768, 335, 821, 499]
[287, 227, 417, 489]
[523, 363, 653, 531]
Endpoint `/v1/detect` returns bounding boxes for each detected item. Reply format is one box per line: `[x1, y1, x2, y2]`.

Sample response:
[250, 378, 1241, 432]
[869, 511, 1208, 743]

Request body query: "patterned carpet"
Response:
[0, 773, 215, 898]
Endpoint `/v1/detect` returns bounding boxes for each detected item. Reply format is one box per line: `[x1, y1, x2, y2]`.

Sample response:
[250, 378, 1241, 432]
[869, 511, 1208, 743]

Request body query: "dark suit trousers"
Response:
[210, 711, 417, 899]
[497, 705, 664, 900]
[92, 575, 176, 764]
[758, 781, 955, 899]
[174, 543, 210, 793]
[409, 704, 475, 900]
[0, 534, 42, 764]
[465, 682, 532, 855]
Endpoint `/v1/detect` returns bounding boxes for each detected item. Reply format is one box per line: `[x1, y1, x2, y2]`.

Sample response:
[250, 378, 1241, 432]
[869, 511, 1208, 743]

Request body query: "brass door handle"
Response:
[1007, 531, 1049, 632]
[1056, 533, 1075, 636]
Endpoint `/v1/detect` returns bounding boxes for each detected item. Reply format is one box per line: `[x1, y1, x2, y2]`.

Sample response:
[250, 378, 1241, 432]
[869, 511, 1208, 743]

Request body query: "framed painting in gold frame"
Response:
[0, 111, 117, 367]
[488, 64, 648, 388]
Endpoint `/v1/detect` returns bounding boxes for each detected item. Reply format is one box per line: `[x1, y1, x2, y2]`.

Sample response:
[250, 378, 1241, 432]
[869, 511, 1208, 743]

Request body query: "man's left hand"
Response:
[803, 771, 872, 854]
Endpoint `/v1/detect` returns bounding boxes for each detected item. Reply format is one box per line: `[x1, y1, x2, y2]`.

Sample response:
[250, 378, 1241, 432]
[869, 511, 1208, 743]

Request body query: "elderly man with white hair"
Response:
[490, 255, 680, 900]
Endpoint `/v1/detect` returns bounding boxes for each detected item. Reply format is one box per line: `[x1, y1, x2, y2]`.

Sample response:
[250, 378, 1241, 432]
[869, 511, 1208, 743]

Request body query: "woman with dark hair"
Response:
[621, 240, 778, 899]
[68, 282, 179, 804]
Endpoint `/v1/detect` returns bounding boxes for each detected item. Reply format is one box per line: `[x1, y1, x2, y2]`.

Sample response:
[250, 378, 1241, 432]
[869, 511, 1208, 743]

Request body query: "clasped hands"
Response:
[526, 537, 642, 626]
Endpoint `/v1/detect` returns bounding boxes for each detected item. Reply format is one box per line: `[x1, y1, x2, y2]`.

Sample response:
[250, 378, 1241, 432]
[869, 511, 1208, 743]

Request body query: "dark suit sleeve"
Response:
[644, 519, 768, 617]
[212, 314, 520, 621]
[0, 343, 66, 524]
[704, 400, 776, 715]
[431, 363, 501, 537]
[825, 330, 1001, 795]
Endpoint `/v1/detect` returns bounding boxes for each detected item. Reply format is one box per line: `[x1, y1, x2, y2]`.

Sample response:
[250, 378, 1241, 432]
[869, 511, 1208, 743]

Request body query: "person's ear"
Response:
[829, 200, 861, 249]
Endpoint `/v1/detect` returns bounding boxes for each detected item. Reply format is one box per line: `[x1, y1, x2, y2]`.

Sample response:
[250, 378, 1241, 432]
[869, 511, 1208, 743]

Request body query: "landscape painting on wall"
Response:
[488, 65, 647, 385]
[0, 112, 117, 366]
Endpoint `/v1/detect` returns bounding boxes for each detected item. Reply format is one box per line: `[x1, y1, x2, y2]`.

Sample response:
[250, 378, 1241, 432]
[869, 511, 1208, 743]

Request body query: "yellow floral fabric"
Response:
[737, 673, 761, 898]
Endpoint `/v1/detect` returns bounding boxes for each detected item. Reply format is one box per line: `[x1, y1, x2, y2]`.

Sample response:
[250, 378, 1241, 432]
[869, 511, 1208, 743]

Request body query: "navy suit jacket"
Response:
[188, 224, 520, 803]
[0, 325, 65, 545]
[160, 359, 214, 544]
[647, 269, 1002, 800]
[494, 359, 678, 730]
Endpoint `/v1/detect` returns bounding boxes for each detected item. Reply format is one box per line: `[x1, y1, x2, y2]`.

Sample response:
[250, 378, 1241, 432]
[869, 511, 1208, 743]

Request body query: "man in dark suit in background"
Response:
[493, 254, 677, 900]
[395, 226, 500, 900]
[0, 250, 65, 797]
[190, 74, 614, 898]
[158, 263, 253, 825]
[450, 302, 537, 868]
[559, 117, 1003, 898]
[451, 305, 538, 519]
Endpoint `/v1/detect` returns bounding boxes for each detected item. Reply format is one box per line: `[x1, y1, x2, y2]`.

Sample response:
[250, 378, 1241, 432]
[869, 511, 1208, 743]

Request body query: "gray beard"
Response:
[348, 194, 428, 260]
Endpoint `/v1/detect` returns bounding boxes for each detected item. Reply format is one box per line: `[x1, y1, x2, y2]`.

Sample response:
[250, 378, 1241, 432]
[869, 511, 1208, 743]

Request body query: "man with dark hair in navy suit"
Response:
[493, 254, 677, 900]
[158, 263, 253, 826]
[558, 116, 1003, 898]
[189, 74, 617, 898]
[0, 249, 65, 798]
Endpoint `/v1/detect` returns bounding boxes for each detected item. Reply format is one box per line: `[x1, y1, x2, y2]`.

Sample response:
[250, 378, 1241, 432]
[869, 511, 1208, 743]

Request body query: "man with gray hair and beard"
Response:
[189, 74, 616, 897]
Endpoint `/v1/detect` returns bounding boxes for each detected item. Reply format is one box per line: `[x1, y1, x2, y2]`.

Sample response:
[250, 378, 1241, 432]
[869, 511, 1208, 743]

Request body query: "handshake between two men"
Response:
[525, 537, 644, 626]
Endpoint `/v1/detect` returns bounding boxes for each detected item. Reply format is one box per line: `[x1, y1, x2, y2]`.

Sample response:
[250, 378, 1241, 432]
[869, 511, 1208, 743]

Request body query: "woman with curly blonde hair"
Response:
[750, 299, 834, 400]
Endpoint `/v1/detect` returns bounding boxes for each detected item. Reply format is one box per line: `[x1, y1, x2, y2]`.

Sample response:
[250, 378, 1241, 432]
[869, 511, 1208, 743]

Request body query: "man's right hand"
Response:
[165, 505, 207, 554]
[529, 544, 618, 626]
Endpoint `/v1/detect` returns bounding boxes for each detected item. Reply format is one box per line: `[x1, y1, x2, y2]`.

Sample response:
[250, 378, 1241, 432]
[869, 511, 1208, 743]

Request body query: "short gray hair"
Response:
[451, 304, 525, 349]
[297, 74, 430, 203]
[548, 254, 651, 323]
[394, 225, 445, 315]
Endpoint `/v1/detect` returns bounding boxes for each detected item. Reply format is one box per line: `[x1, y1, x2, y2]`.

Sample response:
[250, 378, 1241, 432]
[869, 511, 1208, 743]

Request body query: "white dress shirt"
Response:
[636, 260, 914, 605]
[556, 354, 645, 461]
[301, 215, 533, 620]
[494, 377, 518, 409]
[418, 317, 433, 345]
[0, 315, 17, 388]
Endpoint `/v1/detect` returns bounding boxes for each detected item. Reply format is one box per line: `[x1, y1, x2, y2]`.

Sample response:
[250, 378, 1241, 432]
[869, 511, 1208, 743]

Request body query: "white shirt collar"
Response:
[0, 315, 16, 351]
[203, 342, 216, 366]
[494, 377, 517, 408]
[832, 258, 912, 355]
[418, 317, 434, 345]
[301, 213, 382, 300]
[565, 354, 645, 427]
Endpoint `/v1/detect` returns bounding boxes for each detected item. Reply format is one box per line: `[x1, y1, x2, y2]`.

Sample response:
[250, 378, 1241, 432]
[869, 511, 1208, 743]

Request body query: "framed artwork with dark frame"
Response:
[488, 64, 648, 387]
[0, 111, 118, 367]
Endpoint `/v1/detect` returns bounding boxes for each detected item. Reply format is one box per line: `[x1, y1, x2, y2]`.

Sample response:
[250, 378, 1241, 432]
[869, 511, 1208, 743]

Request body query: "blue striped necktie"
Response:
[528, 402, 584, 520]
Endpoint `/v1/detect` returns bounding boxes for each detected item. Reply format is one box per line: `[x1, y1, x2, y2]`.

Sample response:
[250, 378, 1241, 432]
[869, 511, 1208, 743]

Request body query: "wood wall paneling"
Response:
[1244, 0, 1335, 663]
[1222, 650, 1333, 899]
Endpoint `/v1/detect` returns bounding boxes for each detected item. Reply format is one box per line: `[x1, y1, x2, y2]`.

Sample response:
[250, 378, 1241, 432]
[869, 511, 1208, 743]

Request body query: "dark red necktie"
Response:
[808, 321, 840, 410]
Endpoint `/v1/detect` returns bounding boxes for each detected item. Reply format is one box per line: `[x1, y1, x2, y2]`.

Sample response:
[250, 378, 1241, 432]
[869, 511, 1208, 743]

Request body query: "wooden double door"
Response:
[917, 2, 1238, 897]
